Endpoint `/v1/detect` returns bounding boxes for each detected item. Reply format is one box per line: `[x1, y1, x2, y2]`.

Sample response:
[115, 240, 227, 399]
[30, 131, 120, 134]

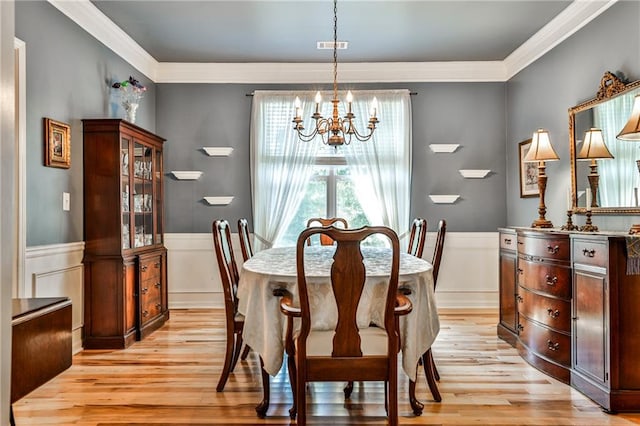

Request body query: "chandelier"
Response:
[292, 0, 379, 147]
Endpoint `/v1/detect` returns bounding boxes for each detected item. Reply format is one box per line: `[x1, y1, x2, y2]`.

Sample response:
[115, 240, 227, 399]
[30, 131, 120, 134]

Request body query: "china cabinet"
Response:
[82, 119, 168, 349]
[497, 228, 517, 345]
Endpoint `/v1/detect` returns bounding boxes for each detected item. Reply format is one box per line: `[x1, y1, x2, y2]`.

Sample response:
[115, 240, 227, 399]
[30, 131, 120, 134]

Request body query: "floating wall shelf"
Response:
[203, 196, 234, 206]
[203, 147, 234, 156]
[171, 171, 203, 180]
[459, 169, 491, 179]
[429, 144, 460, 153]
[429, 195, 460, 204]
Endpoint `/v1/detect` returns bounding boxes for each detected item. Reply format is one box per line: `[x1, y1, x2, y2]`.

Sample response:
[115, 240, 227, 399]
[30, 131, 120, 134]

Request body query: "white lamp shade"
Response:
[617, 94, 640, 140]
[577, 128, 614, 160]
[524, 128, 559, 162]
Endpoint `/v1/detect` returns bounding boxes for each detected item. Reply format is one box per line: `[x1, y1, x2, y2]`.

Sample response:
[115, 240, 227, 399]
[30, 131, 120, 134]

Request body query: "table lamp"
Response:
[577, 128, 614, 209]
[524, 129, 559, 228]
[616, 94, 640, 234]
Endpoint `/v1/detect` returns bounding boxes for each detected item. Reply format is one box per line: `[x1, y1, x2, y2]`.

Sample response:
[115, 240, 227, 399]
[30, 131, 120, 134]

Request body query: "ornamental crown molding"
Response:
[48, 0, 618, 84]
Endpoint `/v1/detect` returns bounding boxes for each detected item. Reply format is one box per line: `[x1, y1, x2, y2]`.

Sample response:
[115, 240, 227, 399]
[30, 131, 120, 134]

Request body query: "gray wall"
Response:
[157, 82, 507, 233]
[506, 1, 640, 231]
[16, 1, 156, 246]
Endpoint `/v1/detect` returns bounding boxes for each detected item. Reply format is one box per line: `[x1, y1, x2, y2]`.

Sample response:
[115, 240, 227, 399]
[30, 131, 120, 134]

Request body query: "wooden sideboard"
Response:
[498, 227, 640, 412]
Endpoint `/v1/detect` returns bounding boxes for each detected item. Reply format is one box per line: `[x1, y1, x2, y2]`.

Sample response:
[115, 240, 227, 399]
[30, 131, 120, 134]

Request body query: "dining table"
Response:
[236, 245, 440, 416]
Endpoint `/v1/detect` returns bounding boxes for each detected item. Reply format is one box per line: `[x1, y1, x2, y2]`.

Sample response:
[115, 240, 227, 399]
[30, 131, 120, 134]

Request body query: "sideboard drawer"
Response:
[518, 234, 570, 261]
[500, 231, 517, 251]
[518, 258, 571, 299]
[518, 315, 571, 367]
[518, 286, 571, 333]
[572, 239, 608, 268]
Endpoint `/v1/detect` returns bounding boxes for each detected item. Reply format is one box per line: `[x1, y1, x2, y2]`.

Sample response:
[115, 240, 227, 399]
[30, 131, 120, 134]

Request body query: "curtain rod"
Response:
[245, 91, 417, 96]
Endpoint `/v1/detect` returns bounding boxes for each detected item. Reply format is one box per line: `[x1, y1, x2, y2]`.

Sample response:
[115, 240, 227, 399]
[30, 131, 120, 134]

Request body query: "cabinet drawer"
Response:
[518, 287, 570, 333]
[139, 256, 162, 282]
[517, 234, 569, 261]
[500, 231, 516, 251]
[518, 315, 570, 367]
[572, 239, 608, 268]
[140, 280, 162, 324]
[518, 258, 571, 299]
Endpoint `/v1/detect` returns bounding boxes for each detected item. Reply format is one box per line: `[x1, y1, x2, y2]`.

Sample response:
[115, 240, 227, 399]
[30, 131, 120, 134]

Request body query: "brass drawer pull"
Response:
[516, 295, 523, 303]
[545, 275, 558, 286]
[582, 248, 596, 257]
[154, 262, 161, 268]
[141, 287, 148, 294]
[155, 282, 161, 288]
[142, 310, 149, 317]
[547, 245, 560, 254]
[547, 340, 560, 351]
[155, 303, 162, 309]
[517, 268, 523, 274]
[503, 238, 512, 245]
[547, 308, 560, 318]
[141, 264, 148, 272]
[517, 324, 524, 332]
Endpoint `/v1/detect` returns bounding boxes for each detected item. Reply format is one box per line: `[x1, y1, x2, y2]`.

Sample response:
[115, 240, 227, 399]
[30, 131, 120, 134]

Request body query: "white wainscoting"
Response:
[25, 242, 85, 354]
[166, 232, 499, 310]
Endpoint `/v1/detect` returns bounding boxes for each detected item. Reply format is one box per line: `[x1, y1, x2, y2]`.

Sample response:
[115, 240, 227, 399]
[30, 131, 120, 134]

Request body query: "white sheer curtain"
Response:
[594, 92, 640, 207]
[250, 91, 321, 251]
[342, 90, 412, 243]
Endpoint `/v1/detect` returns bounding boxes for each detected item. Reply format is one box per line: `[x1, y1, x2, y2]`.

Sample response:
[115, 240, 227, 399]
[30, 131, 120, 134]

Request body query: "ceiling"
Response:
[50, 0, 617, 82]
[91, 0, 572, 63]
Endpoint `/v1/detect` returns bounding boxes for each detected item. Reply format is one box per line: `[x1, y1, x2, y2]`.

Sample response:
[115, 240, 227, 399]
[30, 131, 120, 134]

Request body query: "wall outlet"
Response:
[63, 192, 70, 211]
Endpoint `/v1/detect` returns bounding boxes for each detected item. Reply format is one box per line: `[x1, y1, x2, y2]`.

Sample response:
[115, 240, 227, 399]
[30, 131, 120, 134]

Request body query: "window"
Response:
[250, 90, 412, 250]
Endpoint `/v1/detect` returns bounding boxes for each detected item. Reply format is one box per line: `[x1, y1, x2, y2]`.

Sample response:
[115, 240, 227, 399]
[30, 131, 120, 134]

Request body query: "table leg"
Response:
[255, 357, 270, 418]
[408, 379, 424, 415]
[424, 349, 442, 403]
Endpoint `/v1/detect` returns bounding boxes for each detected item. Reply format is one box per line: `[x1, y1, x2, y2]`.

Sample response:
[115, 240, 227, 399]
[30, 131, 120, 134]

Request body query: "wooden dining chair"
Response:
[211, 219, 246, 392]
[280, 226, 412, 425]
[407, 217, 427, 257]
[237, 218, 254, 262]
[305, 217, 348, 246]
[408, 218, 447, 415]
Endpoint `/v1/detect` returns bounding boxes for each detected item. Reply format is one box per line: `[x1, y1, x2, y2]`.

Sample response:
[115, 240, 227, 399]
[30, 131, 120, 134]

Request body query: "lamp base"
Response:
[531, 219, 554, 228]
[630, 224, 640, 235]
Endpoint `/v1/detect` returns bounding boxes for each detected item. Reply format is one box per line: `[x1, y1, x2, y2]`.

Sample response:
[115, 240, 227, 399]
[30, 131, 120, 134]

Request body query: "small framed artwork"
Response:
[519, 138, 539, 198]
[44, 117, 71, 169]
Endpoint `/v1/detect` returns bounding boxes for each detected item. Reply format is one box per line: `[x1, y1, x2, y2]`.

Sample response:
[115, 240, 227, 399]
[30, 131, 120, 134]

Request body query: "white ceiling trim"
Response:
[48, 0, 158, 80]
[49, 0, 615, 84]
[504, 0, 618, 79]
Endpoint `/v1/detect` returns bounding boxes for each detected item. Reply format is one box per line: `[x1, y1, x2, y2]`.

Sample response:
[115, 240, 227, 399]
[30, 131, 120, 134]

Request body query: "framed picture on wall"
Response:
[519, 138, 539, 198]
[44, 117, 71, 169]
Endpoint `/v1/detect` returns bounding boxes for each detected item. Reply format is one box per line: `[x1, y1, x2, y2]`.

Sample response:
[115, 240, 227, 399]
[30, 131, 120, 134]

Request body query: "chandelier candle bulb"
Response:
[346, 91, 353, 113]
[371, 97, 378, 118]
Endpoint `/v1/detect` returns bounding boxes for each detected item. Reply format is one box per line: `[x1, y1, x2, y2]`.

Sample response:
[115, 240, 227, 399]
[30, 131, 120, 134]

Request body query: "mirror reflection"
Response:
[570, 72, 640, 213]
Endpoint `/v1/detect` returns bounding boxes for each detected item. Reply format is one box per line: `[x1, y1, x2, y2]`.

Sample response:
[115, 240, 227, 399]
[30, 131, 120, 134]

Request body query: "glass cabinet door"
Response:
[121, 136, 131, 250]
[154, 147, 163, 244]
[133, 142, 154, 248]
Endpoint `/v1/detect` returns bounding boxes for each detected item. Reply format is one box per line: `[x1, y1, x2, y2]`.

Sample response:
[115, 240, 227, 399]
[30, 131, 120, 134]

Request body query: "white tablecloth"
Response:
[237, 246, 440, 380]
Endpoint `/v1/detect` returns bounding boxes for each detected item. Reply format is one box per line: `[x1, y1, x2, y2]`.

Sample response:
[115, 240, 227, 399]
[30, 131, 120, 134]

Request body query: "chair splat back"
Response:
[306, 217, 349, 246]
[407, 218, 427, 258]
[296, 226, 400, 359]
[212, 220, 240, 313]
[237, 218, 254, 262]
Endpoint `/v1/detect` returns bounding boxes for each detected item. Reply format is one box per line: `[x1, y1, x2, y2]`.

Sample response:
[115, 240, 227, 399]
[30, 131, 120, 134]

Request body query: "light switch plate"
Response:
[63, 192, 70, 211]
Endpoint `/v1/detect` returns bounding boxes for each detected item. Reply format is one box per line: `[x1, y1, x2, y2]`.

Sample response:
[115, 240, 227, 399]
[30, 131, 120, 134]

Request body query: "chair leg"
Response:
[255, 357, 270, 418]
[296, 370, 306, 425]
[423, 349, 442, 402]
[216, 329, 236, 392]
[344, 381, 354, 399]
[287, 353, 297, 419]
[230, 333, 243, 372]
[408, 379, 424, 416]
[240, 344, 251, 360]
[388, 377, 398, 426]
[429, 350, 440, 381]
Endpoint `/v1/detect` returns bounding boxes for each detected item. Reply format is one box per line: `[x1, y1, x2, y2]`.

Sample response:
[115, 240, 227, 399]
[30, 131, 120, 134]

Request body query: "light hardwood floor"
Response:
[12, 309, 640, 425]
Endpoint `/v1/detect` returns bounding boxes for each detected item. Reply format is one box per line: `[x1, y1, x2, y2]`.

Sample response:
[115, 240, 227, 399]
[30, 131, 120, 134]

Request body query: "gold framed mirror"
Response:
[569, 71, 640, 214]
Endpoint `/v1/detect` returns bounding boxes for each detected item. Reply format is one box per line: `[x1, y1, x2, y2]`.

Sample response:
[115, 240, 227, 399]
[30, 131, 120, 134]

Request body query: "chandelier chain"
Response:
[333, 0, 338, 102]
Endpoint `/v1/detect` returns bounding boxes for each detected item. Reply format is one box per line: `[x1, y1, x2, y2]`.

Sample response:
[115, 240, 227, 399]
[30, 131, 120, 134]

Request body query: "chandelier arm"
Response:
[294, 126, 320, 142]
[349, 125, 375, 142]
